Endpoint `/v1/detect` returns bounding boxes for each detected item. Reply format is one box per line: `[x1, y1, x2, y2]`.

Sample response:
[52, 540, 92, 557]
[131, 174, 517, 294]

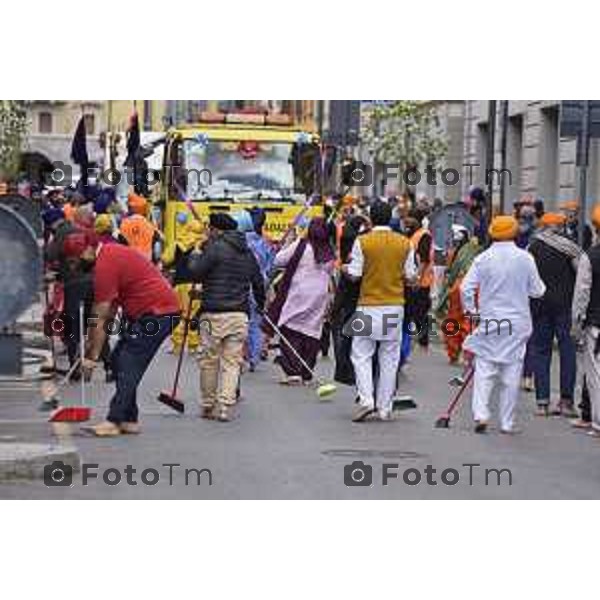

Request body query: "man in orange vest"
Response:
[119, 193, 161, 262]
[404, 215, 433, 349]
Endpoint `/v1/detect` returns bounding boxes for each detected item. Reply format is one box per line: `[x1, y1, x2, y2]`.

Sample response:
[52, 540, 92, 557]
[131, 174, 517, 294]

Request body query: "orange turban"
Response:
[539, 212, 566, 227]
[489, 215, 518, 241]
[128, 193, 148, 216]
[592, 204, 600, 228]
[559, 200, 579, 212]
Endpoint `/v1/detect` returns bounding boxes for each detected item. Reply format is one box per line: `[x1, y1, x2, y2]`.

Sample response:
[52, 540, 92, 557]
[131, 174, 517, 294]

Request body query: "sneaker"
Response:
[570, 418, 592, 429]
[352, 404, 375, 422]
[535, 405, 549, 417]
[500, 427, 522, 435]
[217, 404, 234, 422]
[378, 411, 393, 421]
[119, 422, 141, 435]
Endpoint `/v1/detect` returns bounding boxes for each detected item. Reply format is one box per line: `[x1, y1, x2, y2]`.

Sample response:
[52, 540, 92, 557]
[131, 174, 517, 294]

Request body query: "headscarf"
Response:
[489, 215, 518, 241]
[307, 217, 334, 264]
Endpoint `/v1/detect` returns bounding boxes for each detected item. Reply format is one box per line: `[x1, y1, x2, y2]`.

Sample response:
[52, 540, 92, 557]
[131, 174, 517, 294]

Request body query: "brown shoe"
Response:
[200, 405, 216, 420]
[84, 421, 121, 437]
[119, 422, 141, 435]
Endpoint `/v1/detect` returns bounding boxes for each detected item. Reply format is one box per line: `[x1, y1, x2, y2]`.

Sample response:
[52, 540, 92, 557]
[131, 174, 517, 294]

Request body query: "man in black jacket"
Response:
[188, 213, 266, 421]
[529, 213, 581, 417]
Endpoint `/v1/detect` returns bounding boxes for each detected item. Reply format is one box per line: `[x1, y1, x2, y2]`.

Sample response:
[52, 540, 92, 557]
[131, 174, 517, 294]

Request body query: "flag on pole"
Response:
[124, 111, 140, 167]
[70, 116, 88, 186]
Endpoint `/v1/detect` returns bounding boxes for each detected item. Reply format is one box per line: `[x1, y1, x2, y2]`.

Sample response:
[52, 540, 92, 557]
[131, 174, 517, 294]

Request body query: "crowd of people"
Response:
[39, 183, 600, 440]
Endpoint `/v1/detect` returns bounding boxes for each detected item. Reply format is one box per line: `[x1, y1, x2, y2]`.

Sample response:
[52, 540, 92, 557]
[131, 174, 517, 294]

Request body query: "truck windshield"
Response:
[180, 138, 318, 201]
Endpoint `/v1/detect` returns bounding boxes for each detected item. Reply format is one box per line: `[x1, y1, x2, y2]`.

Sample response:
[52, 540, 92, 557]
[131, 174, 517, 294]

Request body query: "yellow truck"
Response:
[157, 111, 324, 246]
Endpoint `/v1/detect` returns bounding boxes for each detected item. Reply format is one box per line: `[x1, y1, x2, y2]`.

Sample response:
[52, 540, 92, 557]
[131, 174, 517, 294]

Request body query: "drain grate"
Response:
[322, 449, 426, 460]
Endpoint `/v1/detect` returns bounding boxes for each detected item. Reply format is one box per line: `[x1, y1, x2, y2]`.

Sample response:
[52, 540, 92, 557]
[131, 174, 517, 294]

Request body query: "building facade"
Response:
[462, 100, 600, 210]
[23, 100, 320, 176]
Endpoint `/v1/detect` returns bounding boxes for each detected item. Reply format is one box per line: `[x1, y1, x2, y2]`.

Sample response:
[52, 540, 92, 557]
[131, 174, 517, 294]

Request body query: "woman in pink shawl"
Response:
[269, 217, 335, 385]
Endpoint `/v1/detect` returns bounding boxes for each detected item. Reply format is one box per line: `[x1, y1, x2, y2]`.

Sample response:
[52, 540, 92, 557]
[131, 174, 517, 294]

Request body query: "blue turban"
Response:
[94, 188, 117, 214]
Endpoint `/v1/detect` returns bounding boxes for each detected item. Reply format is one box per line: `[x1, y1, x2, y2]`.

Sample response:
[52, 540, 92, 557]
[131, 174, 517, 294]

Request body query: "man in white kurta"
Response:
[461, 216, 545, 433]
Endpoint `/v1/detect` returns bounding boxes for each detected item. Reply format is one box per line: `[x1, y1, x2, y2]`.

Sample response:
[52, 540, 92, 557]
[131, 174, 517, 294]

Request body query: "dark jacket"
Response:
[188, 231, 265, 314]
[529, 236, 576, 314]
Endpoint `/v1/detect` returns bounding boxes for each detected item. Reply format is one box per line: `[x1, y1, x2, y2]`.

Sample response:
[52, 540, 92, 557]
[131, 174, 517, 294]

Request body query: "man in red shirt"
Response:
[62, 232, 179, 436]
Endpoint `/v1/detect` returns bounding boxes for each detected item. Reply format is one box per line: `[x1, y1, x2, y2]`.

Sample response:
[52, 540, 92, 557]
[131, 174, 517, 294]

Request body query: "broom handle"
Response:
[171, 286, 195, 395]
[446, 367, 474, 416]
[262, 313, 317, 380]
[79, 303, 86, 407]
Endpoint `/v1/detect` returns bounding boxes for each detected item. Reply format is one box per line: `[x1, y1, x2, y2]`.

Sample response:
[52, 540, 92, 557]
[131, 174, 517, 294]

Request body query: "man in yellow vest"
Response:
[345, 200, 417, 422]
[119, 193, 160, 262]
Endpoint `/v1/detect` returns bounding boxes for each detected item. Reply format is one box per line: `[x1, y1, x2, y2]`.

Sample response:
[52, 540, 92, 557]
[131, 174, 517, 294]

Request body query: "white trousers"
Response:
[351, 336, 401, 415]
[471, 356, 523, 431]
[583, 327, 600, 429]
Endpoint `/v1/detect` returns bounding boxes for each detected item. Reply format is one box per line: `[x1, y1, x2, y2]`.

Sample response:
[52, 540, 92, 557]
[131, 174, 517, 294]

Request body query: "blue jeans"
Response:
[531, 307, 576, 405]
[107, 315, 176, 423]
[247, 300, 262, 368]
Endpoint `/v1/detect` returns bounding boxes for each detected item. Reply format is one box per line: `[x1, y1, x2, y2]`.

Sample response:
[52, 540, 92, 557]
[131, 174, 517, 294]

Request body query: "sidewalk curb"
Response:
[0, 443, 80, 482]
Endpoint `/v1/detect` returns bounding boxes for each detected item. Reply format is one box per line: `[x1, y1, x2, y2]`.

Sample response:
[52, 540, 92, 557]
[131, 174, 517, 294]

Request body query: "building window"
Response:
[507, 114, 523, 196]
[84, 113, 95, 135]
[539, 106, 559, 202]
[38, 112, 53, 134]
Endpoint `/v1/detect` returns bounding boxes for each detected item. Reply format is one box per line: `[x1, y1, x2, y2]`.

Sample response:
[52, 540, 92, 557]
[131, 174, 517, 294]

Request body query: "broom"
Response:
[48, 303, 93, 424]
[262, 313, 337, 399]
[156, 287, 197, 414]
[434, 367, 474, 428]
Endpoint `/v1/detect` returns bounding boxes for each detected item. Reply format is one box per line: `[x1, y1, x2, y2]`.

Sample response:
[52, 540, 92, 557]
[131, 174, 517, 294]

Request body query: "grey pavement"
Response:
[1, 341, 599, 499]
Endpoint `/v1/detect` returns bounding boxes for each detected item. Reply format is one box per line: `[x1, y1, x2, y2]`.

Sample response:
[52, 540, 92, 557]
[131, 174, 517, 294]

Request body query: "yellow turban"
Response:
[539, 212, 566, 227]
[489, 215, 519, 241]
[94, 214, 113, 235]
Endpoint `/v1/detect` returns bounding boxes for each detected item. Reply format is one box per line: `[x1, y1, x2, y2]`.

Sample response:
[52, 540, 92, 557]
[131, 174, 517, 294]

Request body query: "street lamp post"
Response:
[578, 100, 591, 246]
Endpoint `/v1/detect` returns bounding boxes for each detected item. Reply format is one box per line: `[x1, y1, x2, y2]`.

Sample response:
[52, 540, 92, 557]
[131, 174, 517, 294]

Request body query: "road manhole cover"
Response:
[322, 449, 426, 460]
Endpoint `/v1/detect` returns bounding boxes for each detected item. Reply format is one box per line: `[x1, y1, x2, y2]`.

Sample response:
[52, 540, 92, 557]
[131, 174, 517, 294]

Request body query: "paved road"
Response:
[1, 342, 600, 499]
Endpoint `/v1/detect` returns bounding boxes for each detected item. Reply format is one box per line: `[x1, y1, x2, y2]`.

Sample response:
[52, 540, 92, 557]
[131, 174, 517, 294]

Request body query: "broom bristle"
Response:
[157, 393, 185, 414]
[49, 406, 92, 423]
[316, 383, 337, 399]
